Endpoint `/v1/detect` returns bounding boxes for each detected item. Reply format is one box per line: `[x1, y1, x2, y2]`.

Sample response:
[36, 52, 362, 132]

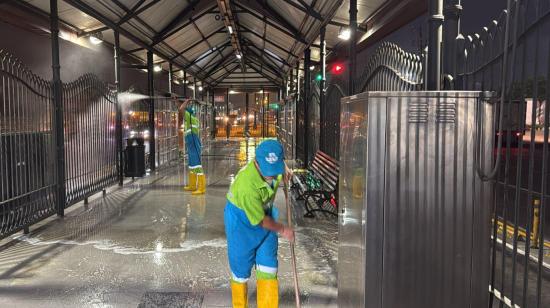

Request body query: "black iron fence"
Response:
[454, 1, 550, 307]
[63, 74, 117, 207]
[1, 50, 123, 240]
[0, 50, 57, 238]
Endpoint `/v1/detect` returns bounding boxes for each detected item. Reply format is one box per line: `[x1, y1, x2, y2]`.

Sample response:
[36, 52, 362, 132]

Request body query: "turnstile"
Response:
[338, 91, 494, 308]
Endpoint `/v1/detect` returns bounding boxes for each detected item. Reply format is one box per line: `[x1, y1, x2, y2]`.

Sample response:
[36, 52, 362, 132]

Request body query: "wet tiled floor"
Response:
[0, 139, 337, 307]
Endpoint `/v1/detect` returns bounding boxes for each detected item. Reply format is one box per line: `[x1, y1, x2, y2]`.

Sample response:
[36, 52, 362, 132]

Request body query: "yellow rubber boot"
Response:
[257, 279, 278, 308]
[183, 172, 197, 191]
[231, 281, 248, 308]
[192, 174, 206, 195]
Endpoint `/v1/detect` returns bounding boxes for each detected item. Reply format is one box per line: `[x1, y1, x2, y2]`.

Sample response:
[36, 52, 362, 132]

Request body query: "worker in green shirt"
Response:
[181, 101, 206, 195]
[224, 139, 294, 308]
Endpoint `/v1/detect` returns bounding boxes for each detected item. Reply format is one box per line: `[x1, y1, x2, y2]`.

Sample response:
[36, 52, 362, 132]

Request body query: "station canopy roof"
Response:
[19, 0, 416, 89]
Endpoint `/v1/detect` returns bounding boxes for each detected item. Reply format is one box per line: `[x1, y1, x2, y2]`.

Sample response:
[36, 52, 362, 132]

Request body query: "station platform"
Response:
[0, 139, 337, 307]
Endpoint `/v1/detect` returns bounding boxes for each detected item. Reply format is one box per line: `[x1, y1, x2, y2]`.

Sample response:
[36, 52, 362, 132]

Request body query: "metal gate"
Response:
[63, 74, 117, 206]
[453, 1, 550, 306]
[0, 50, 57, 238]
[1, 50, 119, 239]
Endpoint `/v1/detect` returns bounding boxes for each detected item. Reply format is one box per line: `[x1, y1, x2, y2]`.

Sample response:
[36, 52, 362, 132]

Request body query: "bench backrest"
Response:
[310, 151, 339, 192]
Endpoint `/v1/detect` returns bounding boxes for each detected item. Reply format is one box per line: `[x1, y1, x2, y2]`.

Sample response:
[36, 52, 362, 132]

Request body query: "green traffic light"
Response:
[315, 74, 322, 81]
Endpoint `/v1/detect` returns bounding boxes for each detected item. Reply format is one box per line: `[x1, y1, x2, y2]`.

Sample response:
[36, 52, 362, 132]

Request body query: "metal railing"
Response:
[453, 1, 550, 307]
[0, 50, 57, 238]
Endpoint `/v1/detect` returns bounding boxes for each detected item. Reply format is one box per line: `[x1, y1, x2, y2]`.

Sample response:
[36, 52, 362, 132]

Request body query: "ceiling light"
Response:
[228, 26, 233, 34]
[89, 36, 103, 45]
[229, 90, 237, 94]
[154, 65, 162, 72]
[236, 53, 242, 60]
[174, 79, 180, 85]
[198, 86, 203, 91]
[338, 28, 351, 40]
[309, 65, 315, 71]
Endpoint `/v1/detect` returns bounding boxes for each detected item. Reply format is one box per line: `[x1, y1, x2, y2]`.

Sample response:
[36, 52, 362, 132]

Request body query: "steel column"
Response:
[226, 88, 230, 139]
[303, 48, 311, 165]
[193, 77, 197, 99]
[183, 70, 187, 98]
[428, 0, 444, 90]
[245, 91, 249, 136]
[262, 88, 266, 138]
[349, 0, 357, 95]
[319, 25, 326, 151]
[168, 62, 173, 93]
[114, 31, 124, 186]
[50, 0, 65, 216]
[443, 0, 462, 86]
[147, 51, 156, 171]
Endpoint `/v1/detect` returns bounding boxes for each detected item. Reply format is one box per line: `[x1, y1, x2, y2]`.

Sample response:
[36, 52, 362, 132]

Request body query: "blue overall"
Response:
[185, 133, 202, 168]
[224, 200, 279, 281]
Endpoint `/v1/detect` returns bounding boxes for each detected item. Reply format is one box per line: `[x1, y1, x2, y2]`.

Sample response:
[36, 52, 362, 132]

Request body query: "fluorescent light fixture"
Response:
[236, 53, 242, 59]
[89, 36, 103, 45]
[228, 26, 233, 34]
[174, 79, 180, 85]
[154, 65, 162, 72]
[229, 90, 237, 94]
[309, 65, 315, 71]
[338, 28, 351, 40]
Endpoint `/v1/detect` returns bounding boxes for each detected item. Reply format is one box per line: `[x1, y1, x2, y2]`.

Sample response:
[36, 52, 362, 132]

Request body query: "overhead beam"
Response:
[234, 1, 307, 44]
[63, 0, 186, 70]
[157, 5, 219, 44]
[245, 62, 281, 86]
[153, 0, 202, 44]
[172, 26, 226, 61]
[77, 0, 161, 37]
[242, 38, 290, 68]
[212, 64, 241, 86]
[185, 43, 231, 70]
[280, 0, 323, 20]
[239, 24, 298, 59]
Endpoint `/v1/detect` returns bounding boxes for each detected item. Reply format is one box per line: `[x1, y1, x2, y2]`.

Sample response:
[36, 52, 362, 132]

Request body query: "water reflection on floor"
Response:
[0, 139, 337, 307]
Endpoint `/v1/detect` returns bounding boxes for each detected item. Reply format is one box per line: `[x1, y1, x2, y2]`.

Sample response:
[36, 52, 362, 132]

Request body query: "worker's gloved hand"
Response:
[280, 226, 295, 243]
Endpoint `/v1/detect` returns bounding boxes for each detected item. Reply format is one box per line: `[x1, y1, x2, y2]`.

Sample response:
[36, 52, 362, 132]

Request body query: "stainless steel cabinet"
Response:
[338, 91, 494, 308]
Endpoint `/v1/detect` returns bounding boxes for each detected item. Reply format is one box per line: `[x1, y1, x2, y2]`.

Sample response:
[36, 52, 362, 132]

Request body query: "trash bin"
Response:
[125, 137, 145, 177]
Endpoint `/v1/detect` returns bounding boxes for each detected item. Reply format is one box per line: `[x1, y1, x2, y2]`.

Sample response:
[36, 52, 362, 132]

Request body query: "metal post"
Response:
[193, 77, 197, 99]
[262, 88, 265, 138]
[226, 88, 230, 139]
[296, 62, 300, 100]
[183, 70, 187, 98]
[290, 70, 294, 96]
[245, 91, 249, 137]
[168, 62, 173, 93]
[304, 48, 311, 165]
[211, 90, 216, 139]
[51, 0, 65, 217]
[320, 25, 326, 151]
[443, 0, 462, 87]
[147, 51, 156, 171]
[428, 0, 444, 90]
[349, 0, 357, 95]
[114, 31, 124, 186]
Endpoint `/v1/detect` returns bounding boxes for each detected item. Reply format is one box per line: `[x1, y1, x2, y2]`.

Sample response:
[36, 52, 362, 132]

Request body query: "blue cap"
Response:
[255, 139, 285, 177]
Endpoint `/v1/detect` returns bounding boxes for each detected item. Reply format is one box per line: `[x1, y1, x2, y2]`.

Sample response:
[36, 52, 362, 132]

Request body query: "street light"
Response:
[338, 28, 351, 40]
